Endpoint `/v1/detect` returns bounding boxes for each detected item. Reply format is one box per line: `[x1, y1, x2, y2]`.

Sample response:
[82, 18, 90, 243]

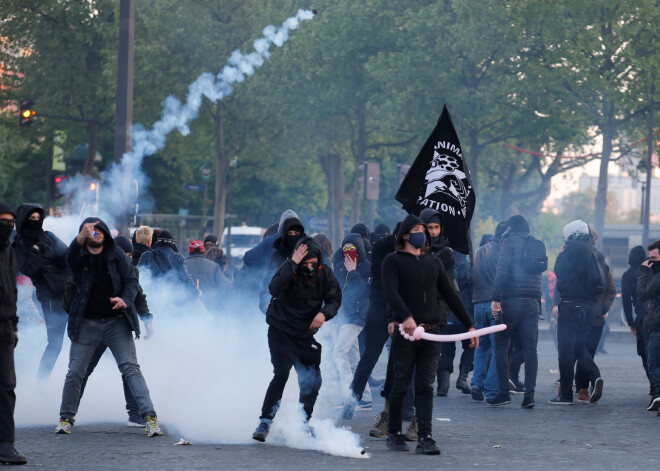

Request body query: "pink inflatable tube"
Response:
[398, 323, 507, 342]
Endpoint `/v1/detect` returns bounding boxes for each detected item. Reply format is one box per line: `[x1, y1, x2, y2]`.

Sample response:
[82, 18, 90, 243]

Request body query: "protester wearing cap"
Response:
[0, 203, 27, 464]
[186, 240, 230, 310]
[550, 220, 605, 405]
[204, 235, 219, 252]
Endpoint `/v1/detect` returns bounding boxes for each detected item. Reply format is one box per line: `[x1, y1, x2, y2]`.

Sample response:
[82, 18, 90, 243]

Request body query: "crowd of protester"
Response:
[1, 202, 659, 464]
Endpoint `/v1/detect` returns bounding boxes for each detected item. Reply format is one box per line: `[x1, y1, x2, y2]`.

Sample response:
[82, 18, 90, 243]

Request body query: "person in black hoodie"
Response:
[638, 239, 660, 412]
[138, 230, 198, 296]
[55, 217, 162, 437]
[252, 237, 341, 442]
[12, 203, 70, 379]
[350, 223, 372, 261]
[621, 245, 650, 387]
[490, 215, 542, 408]
[331, 233, 372, 408]
[549, 220, 604, 405]
[0, 203, 28, 465]
[381, 214, 475, 455]
[258, 217, 305, 314]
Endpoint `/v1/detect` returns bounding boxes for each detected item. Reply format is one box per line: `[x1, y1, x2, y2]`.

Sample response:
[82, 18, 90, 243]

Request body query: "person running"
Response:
[381, 214, 475, 455]
[252, 237, 341, 442]
[55, 218, 162, 437]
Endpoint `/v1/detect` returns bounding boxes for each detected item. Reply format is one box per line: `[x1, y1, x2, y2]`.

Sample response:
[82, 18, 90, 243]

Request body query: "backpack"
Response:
[587, 249, 607, 296]
[521, 236, 548, 274]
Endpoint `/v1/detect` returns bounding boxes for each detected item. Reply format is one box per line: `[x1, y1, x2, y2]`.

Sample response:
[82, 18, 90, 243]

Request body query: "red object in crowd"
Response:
[189, 239, 205, 254]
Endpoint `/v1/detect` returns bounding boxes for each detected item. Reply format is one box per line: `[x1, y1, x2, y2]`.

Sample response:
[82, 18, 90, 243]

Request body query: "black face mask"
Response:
[300, 262, 318, 277]
[284, 233, 302, 250]
[0, 220, 13, 248]
[20, 218, 43, 240]
[652, 260, 660, 275]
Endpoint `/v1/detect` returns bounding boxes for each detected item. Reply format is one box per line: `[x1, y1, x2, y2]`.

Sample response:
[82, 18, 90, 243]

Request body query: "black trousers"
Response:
[350, 302, 389, 401]
[635, 316, 650, 382]
[260, 326, 322, 421]
[436, 323, 474, 375]
[574, 324, 604, 391]
[0, 325, 17, 443]
[388, 328, 441, 438]
[78, 344, 140, 422]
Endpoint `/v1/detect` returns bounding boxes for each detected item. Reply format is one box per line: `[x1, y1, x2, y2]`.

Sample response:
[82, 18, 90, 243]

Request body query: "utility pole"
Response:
[643, 82, 654, 247]
[113, 0, 135, 232]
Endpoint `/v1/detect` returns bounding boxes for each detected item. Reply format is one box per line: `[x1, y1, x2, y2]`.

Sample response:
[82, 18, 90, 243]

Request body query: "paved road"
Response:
[14, 339, 659, 470]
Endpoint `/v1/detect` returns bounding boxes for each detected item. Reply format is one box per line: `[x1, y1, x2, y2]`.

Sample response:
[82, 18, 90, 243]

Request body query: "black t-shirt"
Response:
[84, 250, 119, 319]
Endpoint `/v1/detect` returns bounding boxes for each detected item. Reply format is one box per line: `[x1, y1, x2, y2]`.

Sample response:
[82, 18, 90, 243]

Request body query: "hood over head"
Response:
[114, 235, 133, 254]
[312, 233, 333, 258]
[278, 209, 299, 234]
[0, 202, 16, 219]
[506, 215, 530, 234]
[78, 217, 114, 249]
[295, 236, 323, 263]
[629, 245, 647, 266]
[397, 214, 427, 240]
[420, 208, 443, 229]
[280, 217, 304, 236]
[341, 232, 367, 262]
[373, 223, 390, 236]
[15, 203, 45, 233]
[350, 223, 370, 240]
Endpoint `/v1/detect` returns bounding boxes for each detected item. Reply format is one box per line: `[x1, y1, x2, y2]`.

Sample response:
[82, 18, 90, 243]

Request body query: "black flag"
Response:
[395, 105, 476, 255]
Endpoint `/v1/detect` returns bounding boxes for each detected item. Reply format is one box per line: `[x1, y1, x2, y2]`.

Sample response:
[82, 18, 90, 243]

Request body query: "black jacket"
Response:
[259, 217, 306, 314]
[492, 232, 542, 302]
[472, 237, 500, 303]
[0, 244, 18, 331]
[381, 214, 472, 328]
[368, 230, 396, 311]
[622, 246, 649, 326]
[66, 218, 141, 340]
[332, 233, 370, 326]
[138, 244, 197, 295]
[132, 242, 151, 267]
[266, 237, 341, 338]
[554, 238, 601, 303]
[12, 203, 70, 308]
[638, 266, 660, 332]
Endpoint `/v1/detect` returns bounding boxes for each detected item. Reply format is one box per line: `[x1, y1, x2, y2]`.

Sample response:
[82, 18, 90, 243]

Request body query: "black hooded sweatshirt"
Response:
[267, 237, 342, 338]
[66, 217, 140, 340]
[12, 203, 70, 309]
[621, 245, 648, 326]
[0, 202, 18, 331]
[381, 214, 472, 328]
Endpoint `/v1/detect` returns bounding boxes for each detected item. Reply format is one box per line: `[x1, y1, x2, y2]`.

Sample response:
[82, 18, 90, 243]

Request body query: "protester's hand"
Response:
[388, 322, 395, 336]
[642, 259, 654, 268]
[402, 316, 417, 336]
[468, 327, 479, 349]
[491, 301, 502, 319]
[310, 312, 325, 330]
[77, 222, 97, 245]
[54, 209, 64, 218]
[110, 297, 127, 310]
[604, 313, 608, 321]
[630, 326, 637, 336]
[552, 305, 559, 318]
[291, 244, 308, 264]
[144, 323, 154, 340]
[344, 255, 357, 272]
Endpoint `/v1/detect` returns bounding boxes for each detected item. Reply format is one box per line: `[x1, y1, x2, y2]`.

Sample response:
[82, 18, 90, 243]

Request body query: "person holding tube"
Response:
[381, 214, 475, 455]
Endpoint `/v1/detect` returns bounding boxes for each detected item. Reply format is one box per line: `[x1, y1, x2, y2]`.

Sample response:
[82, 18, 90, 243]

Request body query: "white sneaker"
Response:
[54, 418, 72, 434]
[126, 420, 144, 428]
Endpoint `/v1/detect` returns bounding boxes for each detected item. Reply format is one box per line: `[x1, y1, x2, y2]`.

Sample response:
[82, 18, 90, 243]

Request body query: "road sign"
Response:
[200, 165, 212, 180]
[183, 183, 205, 191]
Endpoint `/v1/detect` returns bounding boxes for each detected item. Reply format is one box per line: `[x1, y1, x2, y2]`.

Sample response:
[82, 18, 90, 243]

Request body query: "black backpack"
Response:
[521, 235, 548, 274]
[587, 249, 607, 296]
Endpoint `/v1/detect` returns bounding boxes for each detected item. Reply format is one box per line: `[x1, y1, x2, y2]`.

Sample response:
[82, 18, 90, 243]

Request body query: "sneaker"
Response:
[509, 378, 525, 394]
[486, 394, 511, 406]
[145, 415, 163, 437]
[54, 418, 72, 434]
[589, 378, 603, 404]
[548, 395, 573, 405]
[647, 396, 660, 412]
[356, 400, 372, 411]
[386, 433, 410, 452]
[415, 435, 441, 455]
[521, 396, 535, 409]
[252, 422, 270, 442]
[126, 420, 145, 428]
[369, 410, 389, 438]
[471, 390, 485, 402]
[0, 442, 28, 465]
[577, 388, 590, 403]
[403, 416, 418, 442]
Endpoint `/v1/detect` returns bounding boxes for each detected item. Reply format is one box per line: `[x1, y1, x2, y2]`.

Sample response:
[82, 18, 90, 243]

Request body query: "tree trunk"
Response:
[594, 101, 615, 250]
[319, 151, 345, 249]
[643, 83, 654, 247]
[212, 111, 230, 240]
[349, 101, 368, 226]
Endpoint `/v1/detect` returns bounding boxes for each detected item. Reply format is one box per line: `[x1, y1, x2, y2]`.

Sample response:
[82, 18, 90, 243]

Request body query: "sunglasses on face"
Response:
[342, 246, 357, 252]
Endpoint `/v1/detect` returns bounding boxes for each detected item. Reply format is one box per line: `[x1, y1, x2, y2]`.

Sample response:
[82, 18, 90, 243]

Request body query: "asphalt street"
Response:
[13, 337, 659, 470]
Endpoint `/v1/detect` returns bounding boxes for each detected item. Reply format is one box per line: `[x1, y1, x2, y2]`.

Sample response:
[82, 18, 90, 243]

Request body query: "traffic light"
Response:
[19, 100, 36, 127]
[52, 175, 66, 200]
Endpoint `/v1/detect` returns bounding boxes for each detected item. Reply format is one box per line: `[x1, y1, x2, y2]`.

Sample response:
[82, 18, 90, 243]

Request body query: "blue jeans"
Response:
[494, 298, 539, 398]
[471, 302, 499, 398]
[647, 331, 660, 395]
[59, 316, 156, 422]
